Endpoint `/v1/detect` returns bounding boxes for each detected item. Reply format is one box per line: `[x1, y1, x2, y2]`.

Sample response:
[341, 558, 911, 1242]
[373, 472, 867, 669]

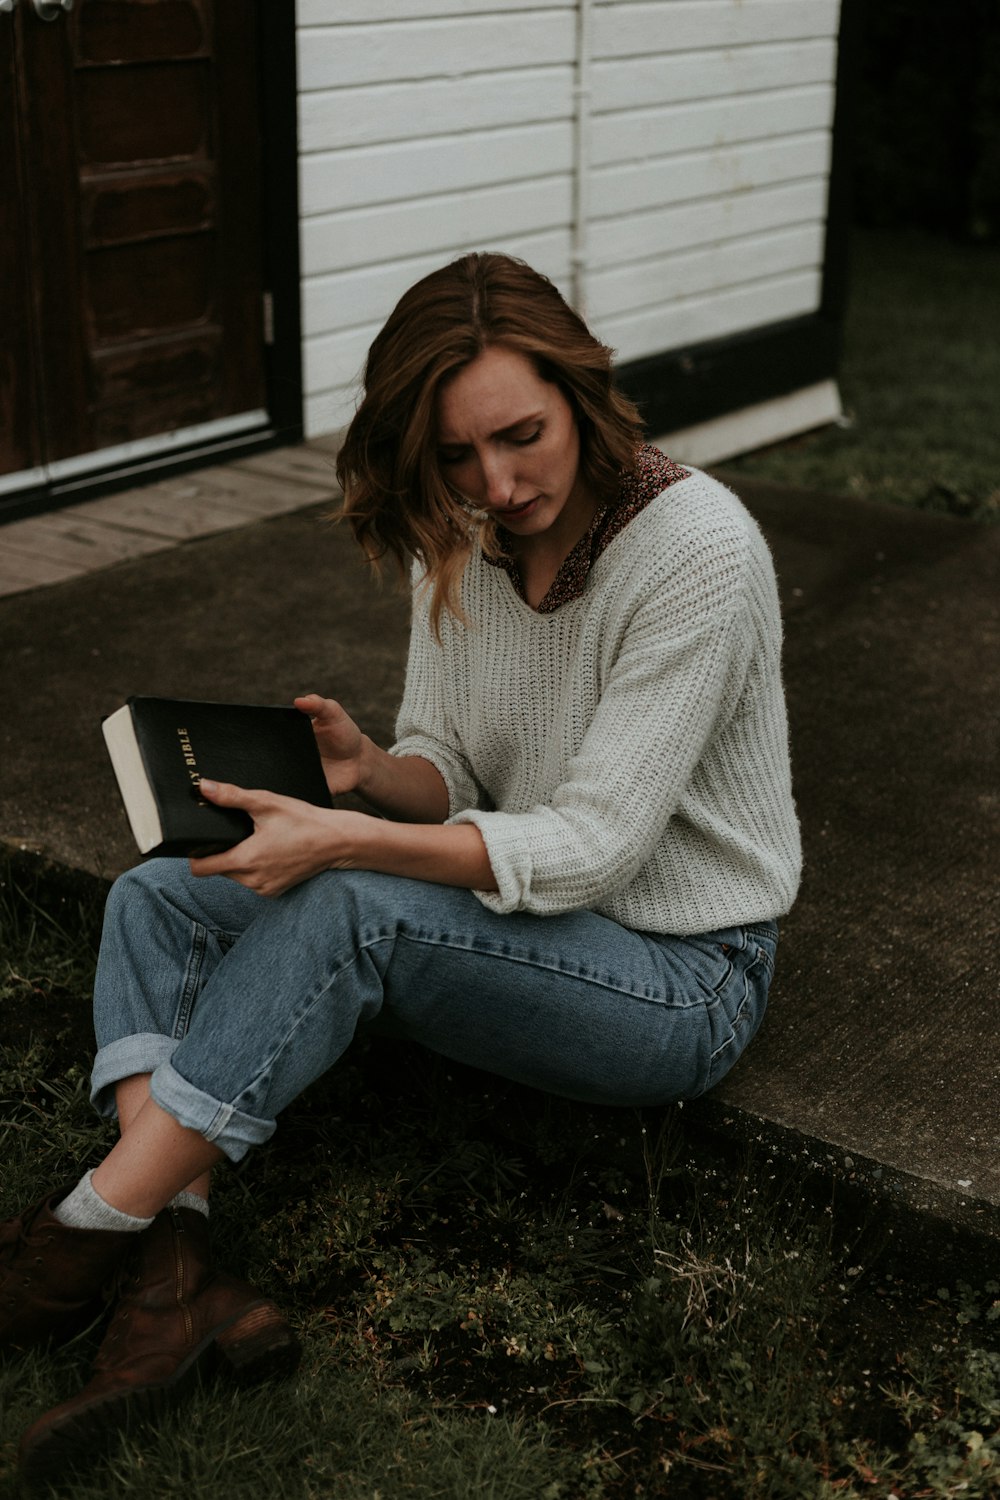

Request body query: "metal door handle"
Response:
[32, 0, 72, 17]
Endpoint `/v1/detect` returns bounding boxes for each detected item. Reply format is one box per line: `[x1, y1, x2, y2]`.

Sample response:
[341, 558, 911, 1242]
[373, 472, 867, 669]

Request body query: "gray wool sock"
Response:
[169, 1190, 210, 1218]
[53, 1170, 155, 1233]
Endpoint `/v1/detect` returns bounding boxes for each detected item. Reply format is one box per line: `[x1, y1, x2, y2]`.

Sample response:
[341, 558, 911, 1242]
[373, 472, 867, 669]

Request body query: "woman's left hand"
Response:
[188, 779, 363, 897]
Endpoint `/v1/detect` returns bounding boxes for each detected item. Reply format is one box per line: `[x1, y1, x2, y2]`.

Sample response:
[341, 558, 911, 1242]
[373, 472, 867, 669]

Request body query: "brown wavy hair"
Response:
[336, 252, 644, 630]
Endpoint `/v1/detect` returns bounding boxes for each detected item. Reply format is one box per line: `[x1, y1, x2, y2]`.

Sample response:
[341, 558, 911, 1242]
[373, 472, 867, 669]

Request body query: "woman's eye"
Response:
[513, 429, 542, 447]
[437, 449, 468, 467]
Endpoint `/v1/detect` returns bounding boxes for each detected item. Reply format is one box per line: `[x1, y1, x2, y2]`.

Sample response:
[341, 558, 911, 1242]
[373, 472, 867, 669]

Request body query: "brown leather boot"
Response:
[18, 1205, 300, 1485]
[1, 1188, 135, 1352]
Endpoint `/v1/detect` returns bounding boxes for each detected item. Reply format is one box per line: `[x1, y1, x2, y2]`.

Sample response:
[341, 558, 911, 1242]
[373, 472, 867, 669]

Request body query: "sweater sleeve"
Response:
[450, 586, 752, 916]
[388, 583, 485, 817]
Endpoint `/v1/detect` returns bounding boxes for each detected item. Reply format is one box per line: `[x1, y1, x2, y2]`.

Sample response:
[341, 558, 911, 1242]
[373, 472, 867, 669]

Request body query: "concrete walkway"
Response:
[1, 449, 997, 1252]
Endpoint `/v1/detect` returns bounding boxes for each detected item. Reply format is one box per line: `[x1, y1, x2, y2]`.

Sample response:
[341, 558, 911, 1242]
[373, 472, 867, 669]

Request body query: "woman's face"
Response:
[434, 345, 595, 547]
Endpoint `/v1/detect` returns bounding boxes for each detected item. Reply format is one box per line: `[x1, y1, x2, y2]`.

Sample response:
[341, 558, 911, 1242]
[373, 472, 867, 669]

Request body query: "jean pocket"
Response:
[699, 942, 773, 1095]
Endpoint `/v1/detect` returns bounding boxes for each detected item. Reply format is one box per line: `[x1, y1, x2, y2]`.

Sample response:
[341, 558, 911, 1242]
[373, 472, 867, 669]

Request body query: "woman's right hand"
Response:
[294, 693, 369, 797]
[295, 693, 450, 823]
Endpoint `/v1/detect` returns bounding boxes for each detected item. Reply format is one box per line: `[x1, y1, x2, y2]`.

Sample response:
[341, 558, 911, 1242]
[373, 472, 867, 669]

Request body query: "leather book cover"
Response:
[106, 697, 333, 856]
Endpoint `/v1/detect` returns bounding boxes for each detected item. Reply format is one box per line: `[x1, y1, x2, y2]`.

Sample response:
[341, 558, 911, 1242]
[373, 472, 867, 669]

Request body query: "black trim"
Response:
[616, 313, 839, 437]
[256, 0, 303, 440]
[820, 0, 862, 341]
[0, 1, 302, 526]
[617, 0, 862, 438]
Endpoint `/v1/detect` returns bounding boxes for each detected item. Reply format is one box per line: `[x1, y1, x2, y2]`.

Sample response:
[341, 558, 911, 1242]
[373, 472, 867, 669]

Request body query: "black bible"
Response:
[102, 696, 333, 856]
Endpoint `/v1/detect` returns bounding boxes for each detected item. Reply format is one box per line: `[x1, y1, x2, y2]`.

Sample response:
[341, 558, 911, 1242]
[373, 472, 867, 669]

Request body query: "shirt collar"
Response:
[483, 444, 690, 613]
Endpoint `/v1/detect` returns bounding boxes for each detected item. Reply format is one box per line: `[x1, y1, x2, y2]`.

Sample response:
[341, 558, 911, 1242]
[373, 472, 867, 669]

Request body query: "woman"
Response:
[2, 253, 800, 1478]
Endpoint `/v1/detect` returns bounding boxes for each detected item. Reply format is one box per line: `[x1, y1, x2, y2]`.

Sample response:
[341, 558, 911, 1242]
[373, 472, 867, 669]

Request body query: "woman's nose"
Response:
[480, 454, 515, 507]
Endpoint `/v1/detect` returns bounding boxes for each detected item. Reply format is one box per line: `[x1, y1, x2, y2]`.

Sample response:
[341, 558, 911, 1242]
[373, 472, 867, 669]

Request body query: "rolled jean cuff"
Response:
[91, 1033, 181, 1119]
[149, 1059, 277, 1164]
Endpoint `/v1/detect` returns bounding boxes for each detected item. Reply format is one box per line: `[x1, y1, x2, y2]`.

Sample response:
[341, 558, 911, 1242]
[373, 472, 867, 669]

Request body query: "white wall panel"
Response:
[583, 0, 841, 366]
[594, 0, 840, 54]
[591, 131, 832, 218]
[603, 270, 824, 363]
[593, 40, 837, 112]
[293, 0, 842, 436]
[295, 3, 577, 430]
[299, 68, 573, 153]
[301, 176, 574, 279]
[298, 0, 547, 22]
[587, 222, 826, 321]
[296, 15, 574, 92]
[592, 86, 834, 167]
[587, 179, 830, 268]
[305, 385, 358, 442]
[300, 122, 573, 217]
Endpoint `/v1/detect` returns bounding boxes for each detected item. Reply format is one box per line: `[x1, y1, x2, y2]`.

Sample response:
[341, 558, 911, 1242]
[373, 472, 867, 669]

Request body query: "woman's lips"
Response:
[500, 496, 540, 519]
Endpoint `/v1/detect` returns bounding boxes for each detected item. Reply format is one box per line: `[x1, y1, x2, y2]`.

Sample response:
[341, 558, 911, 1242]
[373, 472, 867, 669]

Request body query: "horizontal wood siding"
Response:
[297, 4, 576, 437]
[586, 0, 840, 367]
[297, 0, 842, 438]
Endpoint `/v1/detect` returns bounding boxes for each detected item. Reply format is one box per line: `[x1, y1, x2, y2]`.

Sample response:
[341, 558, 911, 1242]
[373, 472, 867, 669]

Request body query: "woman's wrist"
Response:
[340, 813, 497, 891]
[353, 734, 382, 803]
[352, 741, 450, 824]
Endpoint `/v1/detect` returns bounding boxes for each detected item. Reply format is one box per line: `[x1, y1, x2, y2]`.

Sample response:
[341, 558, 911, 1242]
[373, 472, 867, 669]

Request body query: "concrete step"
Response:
[2, 452, 997, 1257]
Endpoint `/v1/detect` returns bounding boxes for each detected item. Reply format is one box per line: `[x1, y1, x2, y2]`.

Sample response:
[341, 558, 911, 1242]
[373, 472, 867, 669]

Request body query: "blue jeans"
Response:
[91, 861, 778, 1162]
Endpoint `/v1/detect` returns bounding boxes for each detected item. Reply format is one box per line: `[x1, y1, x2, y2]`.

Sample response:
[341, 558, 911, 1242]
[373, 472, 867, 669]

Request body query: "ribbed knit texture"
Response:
[170, 1191, 210, 1218]
[53, 1170, 154, 1233]
[391, 468, 802, 935]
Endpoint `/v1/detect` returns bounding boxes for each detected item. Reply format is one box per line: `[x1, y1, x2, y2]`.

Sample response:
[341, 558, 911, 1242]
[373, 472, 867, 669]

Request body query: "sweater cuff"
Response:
[448, 808, 534, 914]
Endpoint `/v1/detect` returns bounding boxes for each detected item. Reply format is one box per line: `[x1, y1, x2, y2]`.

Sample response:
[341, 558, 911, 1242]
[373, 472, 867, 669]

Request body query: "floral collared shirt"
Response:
[483, 443, 690, 613]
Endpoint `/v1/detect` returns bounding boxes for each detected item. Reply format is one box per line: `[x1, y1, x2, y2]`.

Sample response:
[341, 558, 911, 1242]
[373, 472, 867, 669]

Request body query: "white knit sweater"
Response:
[391, 466, 801, 935]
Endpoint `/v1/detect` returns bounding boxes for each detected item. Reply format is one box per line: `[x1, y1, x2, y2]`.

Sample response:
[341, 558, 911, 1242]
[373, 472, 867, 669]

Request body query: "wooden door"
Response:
[1, 0, 266, 485]
[0, 8, 39, 478]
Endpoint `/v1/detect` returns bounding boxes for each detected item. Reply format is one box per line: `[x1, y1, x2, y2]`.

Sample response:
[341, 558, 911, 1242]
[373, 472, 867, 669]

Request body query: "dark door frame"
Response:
[1, 0, 302, 526]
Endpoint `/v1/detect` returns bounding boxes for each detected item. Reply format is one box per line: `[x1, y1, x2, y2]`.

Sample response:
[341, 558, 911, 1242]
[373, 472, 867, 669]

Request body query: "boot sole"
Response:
[18, 1302, 300, 1489]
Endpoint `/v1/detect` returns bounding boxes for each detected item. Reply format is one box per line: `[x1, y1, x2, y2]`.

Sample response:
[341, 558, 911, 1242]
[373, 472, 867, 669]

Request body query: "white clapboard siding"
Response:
[587, 179, 830, 270]
[592, 86, 835, 167]
[304, 323, 384, 400]
[605, 270, 824, 364]
[593, 0, 840, 53]
[296, 15, 575, 93]
[582, 0, 841, 367]
[300, 122, 573, 218]
[588, 222, 827, 323]
[591, 131, 832, 220]
[301, 176, 575, 280]
[299, 67, 573, 154]
[296, 3, 577, 423]
[305, 385, 362, 443]
[298, 0, 547, 22]
[593, 39, 837, 113]
[295, 0, 842, 439]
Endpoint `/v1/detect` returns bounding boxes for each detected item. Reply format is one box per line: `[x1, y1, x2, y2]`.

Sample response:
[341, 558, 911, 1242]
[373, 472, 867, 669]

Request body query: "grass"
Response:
[1, 854, 999, 1498]
[720, 229, 1000, 521]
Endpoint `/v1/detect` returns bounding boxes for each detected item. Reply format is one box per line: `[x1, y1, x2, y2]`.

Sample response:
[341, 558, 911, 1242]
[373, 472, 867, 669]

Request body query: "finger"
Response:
[189, 848, 231, 877]
[197, 778, 259, 809]
[293, 693, 333, 719]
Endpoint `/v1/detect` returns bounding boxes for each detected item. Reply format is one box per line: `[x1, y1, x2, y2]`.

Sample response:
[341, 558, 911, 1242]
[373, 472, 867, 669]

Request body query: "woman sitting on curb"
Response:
[1, 252, 801, 1482]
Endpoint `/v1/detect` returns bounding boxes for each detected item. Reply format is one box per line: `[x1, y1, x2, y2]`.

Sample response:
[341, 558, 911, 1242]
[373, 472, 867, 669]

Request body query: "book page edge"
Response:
[102, 706, 162, 855]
